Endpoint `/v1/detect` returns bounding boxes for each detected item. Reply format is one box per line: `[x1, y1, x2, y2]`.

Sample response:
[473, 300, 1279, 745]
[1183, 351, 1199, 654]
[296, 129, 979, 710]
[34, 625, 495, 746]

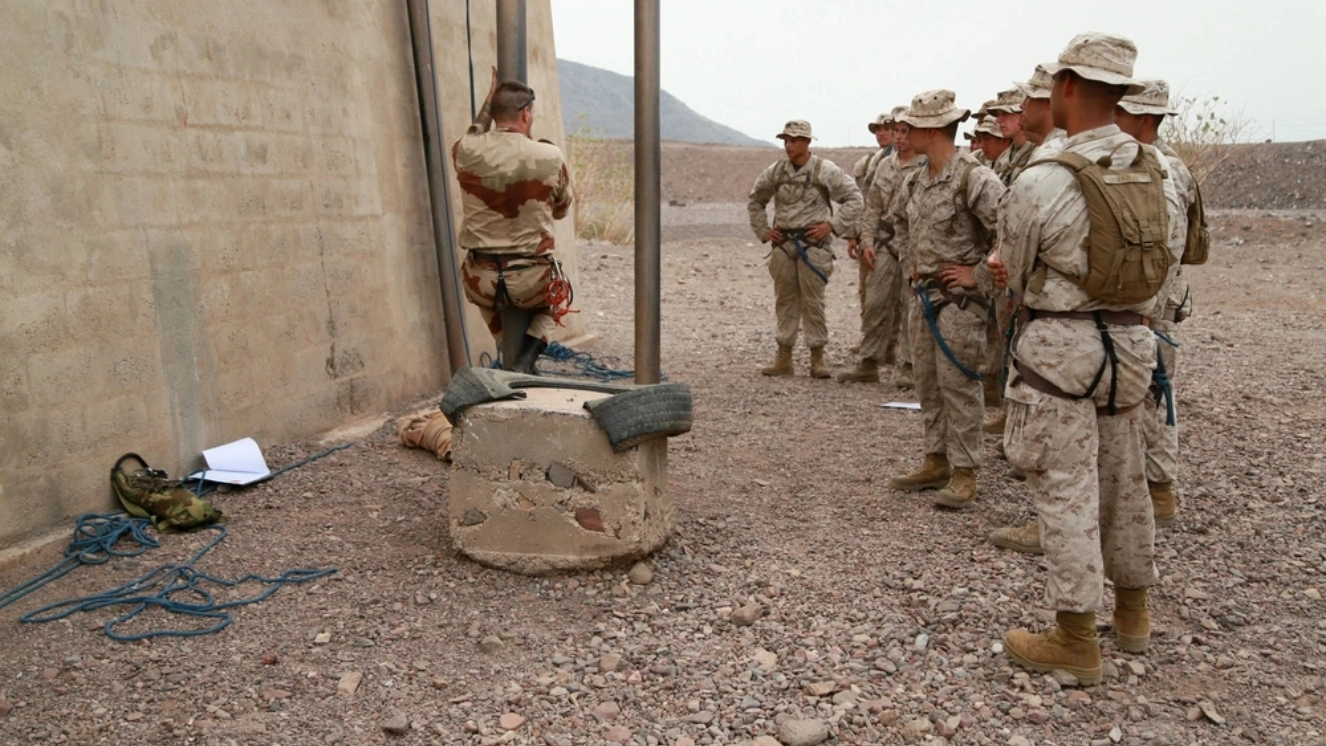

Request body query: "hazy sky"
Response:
[551, 0, 1325, 147]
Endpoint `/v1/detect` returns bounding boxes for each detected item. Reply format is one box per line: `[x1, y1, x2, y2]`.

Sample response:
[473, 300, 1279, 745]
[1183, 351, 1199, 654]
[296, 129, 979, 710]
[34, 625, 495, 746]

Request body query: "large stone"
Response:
[450, 388, 676, 574]
[776, 719, 829, 746]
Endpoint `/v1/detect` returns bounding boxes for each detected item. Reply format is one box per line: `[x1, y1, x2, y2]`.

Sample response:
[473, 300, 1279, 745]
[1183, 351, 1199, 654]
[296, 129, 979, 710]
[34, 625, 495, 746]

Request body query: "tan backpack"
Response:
[1036, 142, 1171, 304]
[1180, 180, 1210, 265]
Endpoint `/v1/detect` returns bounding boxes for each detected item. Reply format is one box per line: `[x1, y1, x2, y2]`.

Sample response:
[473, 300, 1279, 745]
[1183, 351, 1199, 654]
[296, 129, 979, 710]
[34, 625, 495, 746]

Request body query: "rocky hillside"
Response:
[1202, 140, 1326, 209]
[558, 59, 763, 146]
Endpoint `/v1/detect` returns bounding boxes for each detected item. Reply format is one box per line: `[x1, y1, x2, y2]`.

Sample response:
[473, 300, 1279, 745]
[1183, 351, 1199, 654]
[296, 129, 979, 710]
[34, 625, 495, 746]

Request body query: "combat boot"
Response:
[982, 375, 1003, 407]
[837, 358, 879, 383]
[990, 519, 1043, 554]
[882, 340, 899, 365]
[982, 408, 1007, 434]
[933, 467, 977, 510]
[761, 345, 794, 377]
[1149, 480, 1176, 527]
[1004, 611, 1102, 686]
[809, 347, 831, 379]
[895, 363, 914, 390]
[890, 454, 950, 492]
[1113, 587, 1150, 653]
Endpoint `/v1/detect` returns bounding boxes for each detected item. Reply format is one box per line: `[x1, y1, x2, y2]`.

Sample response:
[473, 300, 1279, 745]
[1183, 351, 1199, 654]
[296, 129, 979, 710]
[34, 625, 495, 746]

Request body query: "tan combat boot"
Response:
[890, 453, 950, 491]
[1113, 587, 1150, 653]
[1004, 611, 1102, 686]
[989, 519, 1043, 554]
[895, 363, 915, 390]
[933, 467, 977, 510]
[1149, 480, 1176, 527]
[809, 347, 831, 379]
[761, 345, 794, 377]
[837, 358, 879, 383]
[982, 407, 1007, 434]
[982, 375, 1003, 407]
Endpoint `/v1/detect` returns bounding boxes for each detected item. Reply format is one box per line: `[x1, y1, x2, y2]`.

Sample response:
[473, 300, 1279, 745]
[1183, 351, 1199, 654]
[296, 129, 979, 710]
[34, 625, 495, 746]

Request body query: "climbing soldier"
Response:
[453, 72, 574, 374]
[887, 90, 1005, 509]
[989, 33, 1168, 684]
[748, 120, 863, 378]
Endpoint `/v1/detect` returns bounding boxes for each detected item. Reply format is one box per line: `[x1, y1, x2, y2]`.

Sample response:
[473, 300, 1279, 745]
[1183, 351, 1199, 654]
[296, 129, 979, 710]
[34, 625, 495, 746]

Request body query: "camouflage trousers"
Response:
[981, 292, 1015, 380]
[908, 289, 986, 469]
[1143, 321, 1181, 484]
[769, 239, 834, 349]
[461, 252, 560, 344]
[1004, 324, 1159, 611]
[857, 243, 905, 363]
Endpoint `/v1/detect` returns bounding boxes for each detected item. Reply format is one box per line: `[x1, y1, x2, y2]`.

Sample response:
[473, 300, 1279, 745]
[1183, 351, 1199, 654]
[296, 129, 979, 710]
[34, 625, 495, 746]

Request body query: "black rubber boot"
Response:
[513, 336, 548, 375]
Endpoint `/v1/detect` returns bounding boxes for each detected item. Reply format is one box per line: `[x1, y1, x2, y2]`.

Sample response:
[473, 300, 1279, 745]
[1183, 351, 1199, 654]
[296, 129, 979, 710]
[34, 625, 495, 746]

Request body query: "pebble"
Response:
[313, 632, 331, 645]
[805, 681, 836, 697]
[730, 603, 764, 627]
[752, 648, 778, 672]
[675, 739, 697, 746]
[776, 718, 829, 746]
[605, 724, 634, 743]
[683, 710, 714, 724]
[380, 711, 409, 735]
[337, 672, 363, 696]
[629, 562, 654, 585]
[479, 636, 504, 653]
[901, 717, 933, 741]
[600, 652, 623, 672]
[499, 713, 525, 730]
[751, 738, 782, 746]
[594, 701, 622, 720]
[0, 699, 11, 718]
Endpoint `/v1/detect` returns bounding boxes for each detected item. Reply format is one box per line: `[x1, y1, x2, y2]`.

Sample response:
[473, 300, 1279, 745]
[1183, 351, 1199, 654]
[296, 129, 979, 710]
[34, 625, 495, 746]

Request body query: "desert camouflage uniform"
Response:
[748, 156, 863, 350]
[994, 140, 1036, 186]
[999, 124, 1161, 612]
[858, 152, 927, 366]
[1144, 139, 1197, 486]
[453, 122, 573, 344]
[891, 152, 1004, 469]
[852, 147, 894, 311]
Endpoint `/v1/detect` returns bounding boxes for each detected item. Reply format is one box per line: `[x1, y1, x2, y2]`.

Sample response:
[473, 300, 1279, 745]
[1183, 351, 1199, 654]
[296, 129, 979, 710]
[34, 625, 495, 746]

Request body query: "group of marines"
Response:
[747, 32, 1206, 684]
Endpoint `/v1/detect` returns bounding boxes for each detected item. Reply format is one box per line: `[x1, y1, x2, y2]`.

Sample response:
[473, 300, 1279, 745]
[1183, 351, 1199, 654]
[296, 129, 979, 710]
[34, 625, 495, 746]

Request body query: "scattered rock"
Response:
[628, 561, 654, 585]
[600, 652, 623, 672]
[499, 713, 525, 730]
[751, 738, 782, 746]
[682, 710, 714, 724]
[1199, 700, 1227, 725]
[380, 711, 409, 736]
[776, 718, 829, 746]
[729, 603, 764, 627]
[461, 508, 487, 526]
[547, 463, 577, 489]
[576, 508, 605, 532]
[313, 632, 331, 645]
[593, 700, 621, 721]
[900, 717, 933, 742]
[479, 636, 504, 653]
[336, 672, 363, 696]
[752, 648, 778, 672]
[605, 724, 634, 744]
[805, 681, 836, 697]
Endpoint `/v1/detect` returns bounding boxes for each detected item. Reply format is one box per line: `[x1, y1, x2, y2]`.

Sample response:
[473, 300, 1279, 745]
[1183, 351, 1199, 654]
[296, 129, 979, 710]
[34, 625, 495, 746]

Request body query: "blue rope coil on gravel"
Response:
[542, 341, 641, 381]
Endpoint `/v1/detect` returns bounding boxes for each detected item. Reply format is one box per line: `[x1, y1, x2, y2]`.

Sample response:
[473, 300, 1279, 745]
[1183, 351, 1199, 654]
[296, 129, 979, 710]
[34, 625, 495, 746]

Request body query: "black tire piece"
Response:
[583, 383, 693, 452]
[441, 367, 638, 423]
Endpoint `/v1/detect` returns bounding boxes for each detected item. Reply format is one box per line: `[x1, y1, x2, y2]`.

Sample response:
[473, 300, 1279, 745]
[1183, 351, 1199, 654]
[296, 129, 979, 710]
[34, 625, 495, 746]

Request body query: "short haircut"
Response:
[1062, 70, 1128, 107]
[940, 120, 961, 141]
[492, 81, 536, 121]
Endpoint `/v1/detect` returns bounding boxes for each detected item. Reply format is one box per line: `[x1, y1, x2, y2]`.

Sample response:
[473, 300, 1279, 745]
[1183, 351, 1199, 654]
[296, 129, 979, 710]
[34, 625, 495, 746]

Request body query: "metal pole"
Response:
[406, 0, 469, 376]
[496, 0, 527, 83]
[634, 0, 661, 384]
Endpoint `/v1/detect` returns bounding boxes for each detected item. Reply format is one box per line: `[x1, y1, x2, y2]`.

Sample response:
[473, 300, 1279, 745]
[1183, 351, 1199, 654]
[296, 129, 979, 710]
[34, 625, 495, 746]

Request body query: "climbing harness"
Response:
[787, 231, 829, 285]
[914, 281, 982, 381]
[1153, 331, 1179, 426]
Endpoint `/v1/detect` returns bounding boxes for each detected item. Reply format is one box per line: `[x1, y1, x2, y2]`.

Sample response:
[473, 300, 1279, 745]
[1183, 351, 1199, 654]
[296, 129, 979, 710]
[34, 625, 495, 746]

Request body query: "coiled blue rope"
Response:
[915, 284, 982, 381]
[0, 513, 159, 613]
[543, 342, 639, 381]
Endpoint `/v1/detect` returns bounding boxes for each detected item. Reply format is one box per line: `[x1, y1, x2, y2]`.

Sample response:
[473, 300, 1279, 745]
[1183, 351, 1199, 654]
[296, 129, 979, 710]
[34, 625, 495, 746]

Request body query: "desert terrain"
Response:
[1, 141, 1325, 746]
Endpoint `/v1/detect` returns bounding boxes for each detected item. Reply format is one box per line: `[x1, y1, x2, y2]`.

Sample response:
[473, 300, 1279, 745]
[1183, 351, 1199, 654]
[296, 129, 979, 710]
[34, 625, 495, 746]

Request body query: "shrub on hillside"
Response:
[565, 127, 634, 245]
[1163, 95, 1253, 185]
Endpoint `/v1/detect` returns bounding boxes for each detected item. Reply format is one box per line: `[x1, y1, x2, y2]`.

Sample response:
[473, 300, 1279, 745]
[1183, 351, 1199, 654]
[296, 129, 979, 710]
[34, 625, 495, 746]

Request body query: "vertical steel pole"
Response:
[406, 0, 469, 376]
[634, 0, 661, 384]
[496, 0, 528, 83]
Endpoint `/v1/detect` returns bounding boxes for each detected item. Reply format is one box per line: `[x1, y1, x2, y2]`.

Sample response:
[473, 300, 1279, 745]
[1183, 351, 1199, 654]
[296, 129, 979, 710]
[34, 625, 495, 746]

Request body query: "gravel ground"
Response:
[2, 209, 1325, 746]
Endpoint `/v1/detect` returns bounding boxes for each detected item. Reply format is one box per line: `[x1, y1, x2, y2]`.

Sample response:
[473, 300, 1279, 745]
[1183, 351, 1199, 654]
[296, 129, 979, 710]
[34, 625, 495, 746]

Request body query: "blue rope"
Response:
[542, 342, 640, 381]
[12, 517, 335, 641]
[915, 284, 982, 381]
[1152, 335, 1177, 426]
[0, 513, 158, 612]
[791, 235, 829, 284]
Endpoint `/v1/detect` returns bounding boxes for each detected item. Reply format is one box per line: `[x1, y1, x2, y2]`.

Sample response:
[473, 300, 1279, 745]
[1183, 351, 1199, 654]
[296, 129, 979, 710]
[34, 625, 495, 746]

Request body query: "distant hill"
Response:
[558, 59, 765, 146]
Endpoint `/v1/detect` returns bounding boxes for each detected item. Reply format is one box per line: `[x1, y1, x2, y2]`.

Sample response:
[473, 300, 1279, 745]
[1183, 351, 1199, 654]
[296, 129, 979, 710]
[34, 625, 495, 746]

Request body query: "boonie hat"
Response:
[1042, 32, 1145, 95]
[1118, 79, 1179, 116]
[898, 90, 970, 129]
[867, 112, 893, 133]
[1016, 65, 1054, 101]
[890, 105, 908, 121]
[776, 120, 815, 140]
[975, 99, 997, 119]
[987, 87, 1024, 114]
[976, 116, 1003, 138]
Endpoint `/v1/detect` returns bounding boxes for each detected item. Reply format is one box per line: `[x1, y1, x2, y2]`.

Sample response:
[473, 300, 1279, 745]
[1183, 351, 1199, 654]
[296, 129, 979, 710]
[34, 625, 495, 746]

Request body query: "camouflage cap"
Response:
[975, 99, 998, 119]
[1118, 78, 1179, 116]
[987, 87, 1024, 114]
[867, 112, 893, 133]
[890, 105, 908, 121]
[776, 119, 815, 140]
[1015, 65, 1054, 101]
[976, 115, 1004, 138]
[1042, 32, 1145, 95]
[898, 90, 970, 129]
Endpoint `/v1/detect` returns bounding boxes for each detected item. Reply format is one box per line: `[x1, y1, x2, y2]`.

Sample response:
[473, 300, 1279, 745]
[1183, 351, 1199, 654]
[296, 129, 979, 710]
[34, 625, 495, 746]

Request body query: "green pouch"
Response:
[111, 453, 222, 532]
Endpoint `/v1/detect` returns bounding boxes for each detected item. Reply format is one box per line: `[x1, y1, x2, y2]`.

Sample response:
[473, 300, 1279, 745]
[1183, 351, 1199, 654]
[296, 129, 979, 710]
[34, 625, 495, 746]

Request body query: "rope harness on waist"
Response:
[1012, 308, 1151, 416]
[913, 278, 983, 381]
[1152, 330, 1178, 426]
[782, 230, 828, 284]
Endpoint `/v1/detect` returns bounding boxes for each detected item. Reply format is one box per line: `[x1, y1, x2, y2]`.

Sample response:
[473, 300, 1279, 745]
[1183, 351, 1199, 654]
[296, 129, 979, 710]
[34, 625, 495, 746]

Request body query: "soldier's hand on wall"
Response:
[805, 222, 833, 242]
[764, 229, 784, 244]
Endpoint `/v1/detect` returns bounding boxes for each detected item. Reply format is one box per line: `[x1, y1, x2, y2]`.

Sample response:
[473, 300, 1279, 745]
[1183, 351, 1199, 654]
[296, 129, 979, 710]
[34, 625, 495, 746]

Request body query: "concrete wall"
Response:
[0, 0, 580, 545]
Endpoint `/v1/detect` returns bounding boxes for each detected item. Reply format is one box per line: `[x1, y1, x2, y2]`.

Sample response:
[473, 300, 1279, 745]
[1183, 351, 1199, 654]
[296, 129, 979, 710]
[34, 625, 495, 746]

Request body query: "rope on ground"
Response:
[0, 513, 158, 612]
[542, 342, 641, 381]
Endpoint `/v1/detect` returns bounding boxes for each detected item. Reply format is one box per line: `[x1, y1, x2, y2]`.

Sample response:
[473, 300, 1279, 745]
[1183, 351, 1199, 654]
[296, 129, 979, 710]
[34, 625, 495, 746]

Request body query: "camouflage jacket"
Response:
[993, 140, 1035, 185]
[452, 122, 573, 256]
[747, 155, 863, 240]
[1154, 138, 1197, 317]
[1008, 129, 1068, 184]
[855, 146, 893, 192]
[857, 152, 927, 249]
[889, 151, 1004, 276]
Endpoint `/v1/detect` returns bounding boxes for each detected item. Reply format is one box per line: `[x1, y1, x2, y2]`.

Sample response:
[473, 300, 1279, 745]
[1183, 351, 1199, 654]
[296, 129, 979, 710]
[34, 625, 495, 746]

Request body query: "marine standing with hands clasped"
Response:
[748, 120, 863, 379]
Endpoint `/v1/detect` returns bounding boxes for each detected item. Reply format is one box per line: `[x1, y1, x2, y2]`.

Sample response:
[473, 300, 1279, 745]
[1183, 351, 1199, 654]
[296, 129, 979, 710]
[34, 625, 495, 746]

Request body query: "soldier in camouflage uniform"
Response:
[1115, 78, 1195, 528]
[990, 88, 1034, 185]
[847, 112, 898, 356]
[842, 108, 927, 385]
[453, 75, 573, 373]
[974, 116, 1009, 165]
[748, 120, 863, 378]
[988, 34, 1163, 684]
[887, 90, 1005, 510]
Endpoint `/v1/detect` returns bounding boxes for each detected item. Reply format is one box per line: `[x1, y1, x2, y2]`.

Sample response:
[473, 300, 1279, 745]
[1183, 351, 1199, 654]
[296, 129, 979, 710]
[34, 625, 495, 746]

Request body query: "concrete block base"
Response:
[449, 387, 675, 575]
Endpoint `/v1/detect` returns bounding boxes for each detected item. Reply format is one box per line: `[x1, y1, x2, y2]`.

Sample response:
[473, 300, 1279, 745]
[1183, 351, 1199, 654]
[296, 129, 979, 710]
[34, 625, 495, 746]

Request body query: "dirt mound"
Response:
[1202, 140, 1326, 209]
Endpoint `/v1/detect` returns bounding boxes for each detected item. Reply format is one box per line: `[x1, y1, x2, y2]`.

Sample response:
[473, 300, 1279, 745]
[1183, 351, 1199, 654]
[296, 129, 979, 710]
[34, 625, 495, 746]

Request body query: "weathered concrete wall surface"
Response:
[0, 1, 580, 545]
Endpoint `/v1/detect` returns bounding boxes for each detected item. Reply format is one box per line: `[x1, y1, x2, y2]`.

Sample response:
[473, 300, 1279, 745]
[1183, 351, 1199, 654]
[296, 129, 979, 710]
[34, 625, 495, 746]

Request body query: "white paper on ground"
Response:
[880, 401, 922, 410]
[188, 437, 271, 485]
